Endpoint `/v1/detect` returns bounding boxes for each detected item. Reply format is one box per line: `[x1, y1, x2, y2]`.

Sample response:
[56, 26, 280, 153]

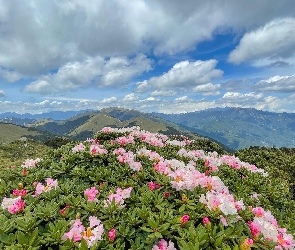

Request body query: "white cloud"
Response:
[254, 74, 295, 92]
[1, 90, 295, 114]
[22, 54, 152, 94]
[0, 90, 5, 97]
[101, 97, 117, 103]
[221, 92, 264, 103]
[135, 59, 222, 92]
[122, 93, 139, 102]
[0, 1, 294, 76]
[150, 90, 177, 97]
[100, 54, 152, 87]
[192, 82, 221, 96]
[228, 18, 295, 66]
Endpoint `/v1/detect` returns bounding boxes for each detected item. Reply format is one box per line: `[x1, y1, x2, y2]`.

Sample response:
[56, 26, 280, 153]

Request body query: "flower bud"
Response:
[180, 214, 189, 225]
[18, 182, 24, 189]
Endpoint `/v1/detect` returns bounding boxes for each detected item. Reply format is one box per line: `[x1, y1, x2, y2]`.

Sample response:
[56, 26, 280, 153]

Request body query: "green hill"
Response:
[0, 123, 53, 145]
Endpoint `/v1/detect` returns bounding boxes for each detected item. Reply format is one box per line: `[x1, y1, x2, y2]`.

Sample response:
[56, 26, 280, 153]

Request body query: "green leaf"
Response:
[179, 204, 186, 213]
[17, 231, 28, 245]
[154, 232, 162, 238]
[140, 226, 153, 233]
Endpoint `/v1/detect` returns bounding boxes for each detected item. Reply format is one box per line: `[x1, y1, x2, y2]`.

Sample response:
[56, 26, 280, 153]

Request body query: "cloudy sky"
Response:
[0, 0, 295, 114]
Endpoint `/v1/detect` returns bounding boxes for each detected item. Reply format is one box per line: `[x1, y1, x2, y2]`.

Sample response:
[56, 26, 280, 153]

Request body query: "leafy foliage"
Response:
[236, 146, 295, 198]
[0, 127, 294, 249]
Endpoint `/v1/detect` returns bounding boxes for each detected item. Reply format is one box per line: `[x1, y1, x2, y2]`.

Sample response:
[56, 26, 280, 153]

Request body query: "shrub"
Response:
[0, 126, 294, 249]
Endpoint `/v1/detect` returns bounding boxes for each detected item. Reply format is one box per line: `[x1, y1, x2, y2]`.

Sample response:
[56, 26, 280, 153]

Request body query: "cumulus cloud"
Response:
[0, 90, 6, 97]
[122, 93, 139, 102]
[254, 74, 295, 92]
[150, 90, 178, 97]
[101, 97, 117, 104]
[221, 92, 264, 104]
[0, 1, 294, 76]
[228, 18, 295, 66]
[135, 60, 223, 93]
[1, 90, 294, 114]
[22, 54, 152, 94]
[192, 82, 221, 96]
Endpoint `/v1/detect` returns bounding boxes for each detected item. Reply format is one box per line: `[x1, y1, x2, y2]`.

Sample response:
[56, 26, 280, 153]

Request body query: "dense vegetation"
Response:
[0, 127, 294, 249]
[236, 147, 295, 199]
[0, 139, 51, 174]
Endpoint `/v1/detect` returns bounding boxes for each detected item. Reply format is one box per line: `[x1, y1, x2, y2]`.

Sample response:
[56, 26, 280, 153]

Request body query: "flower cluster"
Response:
[248, 206, 295, 248]
[21, 158, 41, 168]
[152, 239, 177, 250]
[178, 148, 268, 176]
[62, 216, 104, 247]
[12, 189, 28, 197]
[103, 187, 132, 208]
[72, 143, 85, 153]
[1, 196, 25, 214]
[90, 144, 107, 155]
[115, 149, 142, 171]
[34, 178, 58, 196]
[84, 186, 99, 202]
[148, 181, 161, 191]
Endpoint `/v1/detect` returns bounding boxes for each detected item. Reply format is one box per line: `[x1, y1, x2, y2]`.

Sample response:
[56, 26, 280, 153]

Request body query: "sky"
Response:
[0, 0, 295, 114]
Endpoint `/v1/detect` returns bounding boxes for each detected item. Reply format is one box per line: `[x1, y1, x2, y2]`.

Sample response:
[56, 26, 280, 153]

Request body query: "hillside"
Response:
[154, 108, 295, 150]
[0, 139, 51, 172]
[28, 108, 231, 152]
[0, 123, 53, 144]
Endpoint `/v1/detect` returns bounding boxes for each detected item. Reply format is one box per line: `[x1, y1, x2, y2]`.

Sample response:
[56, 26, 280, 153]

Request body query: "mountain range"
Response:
[0, 107, 294, 150]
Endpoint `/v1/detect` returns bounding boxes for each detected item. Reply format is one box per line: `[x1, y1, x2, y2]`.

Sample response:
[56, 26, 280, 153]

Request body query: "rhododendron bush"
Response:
[0, 126, 294, 249]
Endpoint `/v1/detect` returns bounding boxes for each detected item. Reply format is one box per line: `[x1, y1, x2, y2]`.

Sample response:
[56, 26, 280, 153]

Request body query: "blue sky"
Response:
[0, 0, 295, 114]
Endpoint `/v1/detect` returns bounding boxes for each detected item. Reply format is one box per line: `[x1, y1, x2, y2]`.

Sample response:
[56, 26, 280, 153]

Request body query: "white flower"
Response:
[1, 196, 21, 210]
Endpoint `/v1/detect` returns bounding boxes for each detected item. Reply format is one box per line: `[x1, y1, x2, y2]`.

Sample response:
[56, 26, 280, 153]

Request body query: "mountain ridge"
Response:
[1, 107, 294, 150]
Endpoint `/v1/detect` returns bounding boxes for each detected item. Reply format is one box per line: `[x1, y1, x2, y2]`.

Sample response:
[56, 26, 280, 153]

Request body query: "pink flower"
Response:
[180, 214, 189, 225]
[248, 221, 261, 238]
[62, 216, 104, 247]
[84, 187, 99, 202]
[116, 187, 132, 199]
[149, 181, 156, 191]
[72, 143, 85, 153]
[152, 239, 177, 250]
[7, 199, 25, 214]
[220, 216, 228, 226]
[252, 207, 265, 217]
[103, 194, 125, 208]
[277, 233, 295, 249]
[12, 189, 28, 197]
[34, 178, 58, 196]
[108, 228, 116, 242]
[90, 144, 107, 155]
[203, 217, 211, 226]
[10, 165, 15, 169]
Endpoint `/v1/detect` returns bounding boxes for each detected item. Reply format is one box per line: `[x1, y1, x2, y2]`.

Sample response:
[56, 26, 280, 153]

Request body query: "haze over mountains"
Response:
[0, 107, 294, 150]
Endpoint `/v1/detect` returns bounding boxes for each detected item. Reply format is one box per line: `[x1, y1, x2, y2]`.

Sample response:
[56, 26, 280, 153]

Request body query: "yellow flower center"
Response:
[82, 227, 94, 239]
[175, 176, 184, 182]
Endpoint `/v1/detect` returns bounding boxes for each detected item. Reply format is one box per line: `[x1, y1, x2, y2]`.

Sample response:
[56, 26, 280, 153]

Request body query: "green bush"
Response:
[0, 127, 294, 249]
